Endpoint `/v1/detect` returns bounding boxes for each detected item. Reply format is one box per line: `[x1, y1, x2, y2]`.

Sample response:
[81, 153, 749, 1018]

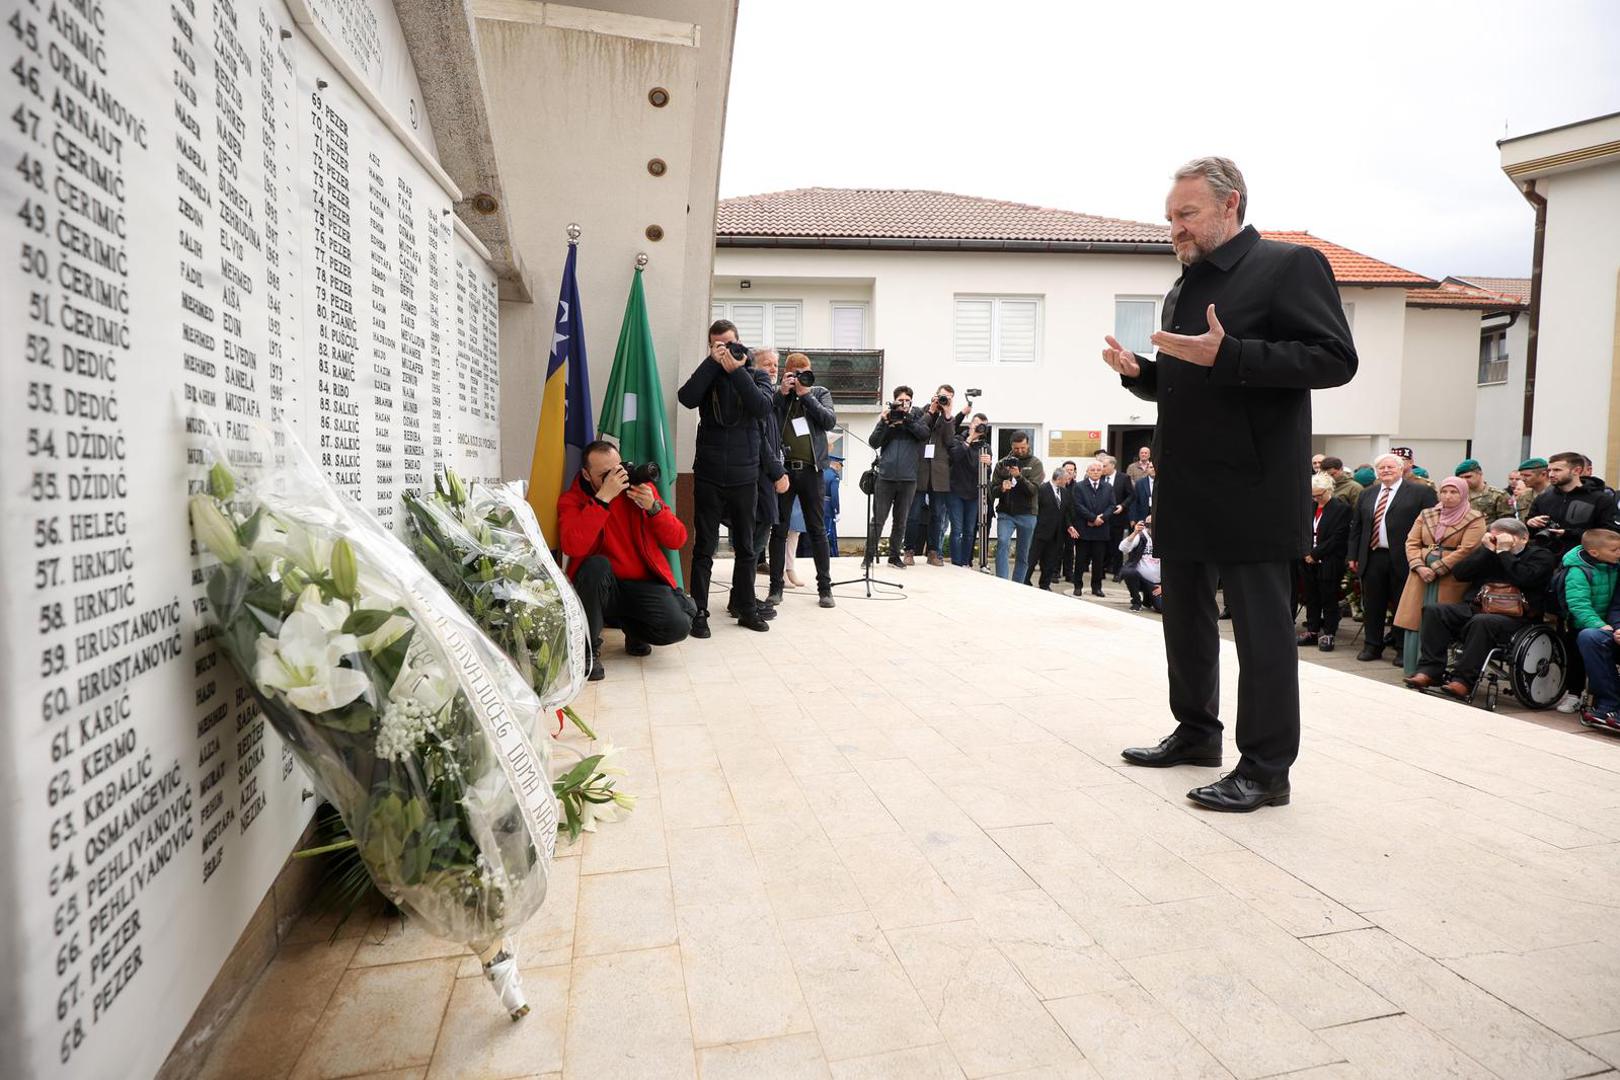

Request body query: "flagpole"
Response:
[567, 222, 581, 245]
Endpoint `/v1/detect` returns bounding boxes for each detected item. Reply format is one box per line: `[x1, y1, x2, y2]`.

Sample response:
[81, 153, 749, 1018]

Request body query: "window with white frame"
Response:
[954, 296, 1041, 363]
[711, 301, 803, 349]
[1113, 297, 1158, 355]
[831, 303, 867, 349]
[1478, 329, 1509, 385]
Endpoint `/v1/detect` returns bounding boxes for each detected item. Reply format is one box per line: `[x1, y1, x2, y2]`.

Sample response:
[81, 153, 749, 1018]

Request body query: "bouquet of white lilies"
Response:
[189, 437, 557, 1019]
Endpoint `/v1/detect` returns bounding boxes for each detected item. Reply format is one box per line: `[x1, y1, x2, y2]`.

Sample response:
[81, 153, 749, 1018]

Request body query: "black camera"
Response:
[787, 368, 815, 387]
[723, 341, 750, 364]
[624, 460, 660, 486]
[933, 393, 950, 408]
[885, 400, 909, 422]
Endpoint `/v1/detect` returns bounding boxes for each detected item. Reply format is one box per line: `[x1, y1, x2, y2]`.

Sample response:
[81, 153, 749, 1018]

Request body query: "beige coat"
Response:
[1394, 507, 1487, 631]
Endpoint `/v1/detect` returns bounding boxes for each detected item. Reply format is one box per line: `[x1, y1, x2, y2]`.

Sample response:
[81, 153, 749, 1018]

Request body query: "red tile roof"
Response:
[1258, 231, 1434, 287]
[716, 190, 1434, 287]
[716, 188, 1169, 245]
[1405, 279, 1528, 310]
[1451, 275, 1531, 304]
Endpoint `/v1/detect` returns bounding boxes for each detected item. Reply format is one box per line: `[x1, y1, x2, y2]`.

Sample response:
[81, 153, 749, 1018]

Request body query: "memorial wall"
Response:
[0, 0, 503, 1075]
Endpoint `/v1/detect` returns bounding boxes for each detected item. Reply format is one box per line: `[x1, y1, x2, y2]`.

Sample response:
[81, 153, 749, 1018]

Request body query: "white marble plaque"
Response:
[0, 1, 499, 1077]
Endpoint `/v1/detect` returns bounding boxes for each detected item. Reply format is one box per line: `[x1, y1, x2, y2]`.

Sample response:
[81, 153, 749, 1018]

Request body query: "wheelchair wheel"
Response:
[1508, 625, 1567, 710]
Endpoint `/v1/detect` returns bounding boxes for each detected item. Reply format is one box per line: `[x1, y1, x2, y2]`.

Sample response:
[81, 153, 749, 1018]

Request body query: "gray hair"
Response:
[1310, 473, 1335, 494]
[753, 347, 779, 364]
[1489, 517, 1529, 538]
[1374, 452, 1404, 469]
[1174, 156, 1248, 223]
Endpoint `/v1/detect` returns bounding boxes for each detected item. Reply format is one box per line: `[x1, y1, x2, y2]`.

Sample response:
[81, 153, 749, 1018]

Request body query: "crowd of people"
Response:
[1301, 447, 1620, 730]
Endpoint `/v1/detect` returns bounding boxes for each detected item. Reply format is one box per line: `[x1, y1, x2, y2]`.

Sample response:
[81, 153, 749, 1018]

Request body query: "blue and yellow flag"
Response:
[528, 243, 593, 545]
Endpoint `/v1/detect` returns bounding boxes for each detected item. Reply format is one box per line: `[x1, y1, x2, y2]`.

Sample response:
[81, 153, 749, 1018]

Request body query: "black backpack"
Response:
[1545, 562, 1593, 622]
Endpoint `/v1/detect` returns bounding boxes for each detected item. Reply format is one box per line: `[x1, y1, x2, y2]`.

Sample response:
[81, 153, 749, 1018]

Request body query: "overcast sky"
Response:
[718, 0, 1620, 279]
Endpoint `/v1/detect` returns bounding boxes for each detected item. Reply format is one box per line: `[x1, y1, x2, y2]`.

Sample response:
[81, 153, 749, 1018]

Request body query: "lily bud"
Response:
[190, 495, 242, 565]
[331, 537, 358, 599]
[209, 461, 236, 501]
[446, 468, 467, 507]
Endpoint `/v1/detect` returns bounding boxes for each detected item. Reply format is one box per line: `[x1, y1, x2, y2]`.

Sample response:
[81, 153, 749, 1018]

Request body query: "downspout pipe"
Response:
[1518, 179, 1547, 452]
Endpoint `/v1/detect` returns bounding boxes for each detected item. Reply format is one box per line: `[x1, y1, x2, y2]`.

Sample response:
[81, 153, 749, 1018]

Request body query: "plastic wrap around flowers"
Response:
[402, 470, 588, 722]
[189, 439, 557, 1019]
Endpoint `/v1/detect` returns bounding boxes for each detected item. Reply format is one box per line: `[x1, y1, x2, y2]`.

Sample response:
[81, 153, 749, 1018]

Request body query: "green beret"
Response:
[1519, 457, 1549, 470]
[1414, 466, 1430, 478]
[1353, 466, 1375, 486]
[1454, 459, 1482, 476]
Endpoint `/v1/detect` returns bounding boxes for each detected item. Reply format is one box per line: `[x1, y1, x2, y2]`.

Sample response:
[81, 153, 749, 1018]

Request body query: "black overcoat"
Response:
[1121, 226, 1357, 563]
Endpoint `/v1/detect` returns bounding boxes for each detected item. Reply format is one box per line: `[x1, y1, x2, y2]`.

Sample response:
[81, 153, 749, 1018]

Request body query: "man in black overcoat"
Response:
[1101, 157, 1358, 812]
[1028, 466, 1072, 589]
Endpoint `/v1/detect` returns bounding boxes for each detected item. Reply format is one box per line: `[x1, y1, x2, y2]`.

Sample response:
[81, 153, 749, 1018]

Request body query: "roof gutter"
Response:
[715, 235, 1175, 255]
[1516, 179, 1547, 450]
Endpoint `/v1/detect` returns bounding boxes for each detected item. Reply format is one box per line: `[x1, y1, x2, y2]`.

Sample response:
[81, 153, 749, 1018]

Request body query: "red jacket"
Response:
[558, 473, 687, 588]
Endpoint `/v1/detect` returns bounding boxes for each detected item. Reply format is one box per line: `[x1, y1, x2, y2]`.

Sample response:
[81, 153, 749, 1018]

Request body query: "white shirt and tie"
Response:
[1372, 477, 1403, 550]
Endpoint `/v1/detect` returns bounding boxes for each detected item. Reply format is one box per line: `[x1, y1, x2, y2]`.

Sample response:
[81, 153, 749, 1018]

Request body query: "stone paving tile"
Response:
[206, 562, 1620, 1080]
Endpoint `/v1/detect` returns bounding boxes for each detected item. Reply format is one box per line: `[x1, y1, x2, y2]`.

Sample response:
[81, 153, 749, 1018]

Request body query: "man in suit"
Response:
[1096, 454, 1132, 576]
[1070, 461, 1116, 598]
[1349, 453, 1437, 662]
[1028, 466, 1072, 589]
[1130, 461, 1156, 524]
[1101, 156, 1358, 812]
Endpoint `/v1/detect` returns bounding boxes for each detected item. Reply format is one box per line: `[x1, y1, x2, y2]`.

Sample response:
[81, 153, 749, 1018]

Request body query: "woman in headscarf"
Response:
[1394, 475, 1487, 675]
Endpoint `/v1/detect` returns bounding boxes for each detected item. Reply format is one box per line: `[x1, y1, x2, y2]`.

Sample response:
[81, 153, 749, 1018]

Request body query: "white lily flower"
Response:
[250, 514, 290, 573]
[295, 584, 352, 634]
[280, 521, 334, 577]
[357, 610, 414, 653]
[253, 612, 370, 713]
[389, 651, 455, 714]
[577, 797, 626, 833]
[190, 496, 242, 565]
[594, 742, 629, 778]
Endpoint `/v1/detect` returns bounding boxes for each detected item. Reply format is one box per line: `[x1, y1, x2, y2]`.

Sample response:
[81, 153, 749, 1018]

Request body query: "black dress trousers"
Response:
[1357, 548, 1405, 650]
[691, 477, 758, 618]
[1160, 558, 1298, 783]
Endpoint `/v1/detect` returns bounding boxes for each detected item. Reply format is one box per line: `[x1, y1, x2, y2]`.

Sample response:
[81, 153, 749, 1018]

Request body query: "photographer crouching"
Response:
[677, 320, 774, 636]
[769, 353, 839, 608]
[559, 440, 694, 681]
[865, 385, 931, 569]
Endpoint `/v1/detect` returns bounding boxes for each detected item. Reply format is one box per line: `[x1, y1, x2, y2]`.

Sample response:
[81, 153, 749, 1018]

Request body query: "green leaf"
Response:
[314, 696, 376, 734]
[342, 608, 393, 636]
[237, 505, 265, 548]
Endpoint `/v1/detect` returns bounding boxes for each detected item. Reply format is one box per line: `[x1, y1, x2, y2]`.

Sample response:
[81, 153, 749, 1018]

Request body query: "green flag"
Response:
[599, 267, 683, 585]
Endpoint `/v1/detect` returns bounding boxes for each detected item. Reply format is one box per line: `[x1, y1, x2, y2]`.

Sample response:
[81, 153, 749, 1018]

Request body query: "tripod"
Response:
[828, 471, 905, 599]
[975, 446, 995, 574]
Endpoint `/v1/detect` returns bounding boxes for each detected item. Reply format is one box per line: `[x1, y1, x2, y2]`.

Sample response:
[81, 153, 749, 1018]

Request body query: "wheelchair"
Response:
[1445, 620, 1568, 712]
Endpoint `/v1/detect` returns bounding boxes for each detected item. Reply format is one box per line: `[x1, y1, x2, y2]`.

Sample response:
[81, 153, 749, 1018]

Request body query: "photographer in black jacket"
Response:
[769, 352, 839, 608]
[677, 320, 773, 636]
[864, 386, 930, 569]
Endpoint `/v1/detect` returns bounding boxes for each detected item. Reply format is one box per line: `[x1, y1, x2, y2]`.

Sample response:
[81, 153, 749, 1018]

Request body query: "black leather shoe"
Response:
[818, 593, 836, 608]
[624, 636, 651, 658]
[736, 612, 771, 632]
[1121, 733, 1222, 768]
[767, 588, 784, 605]
[1356, 646, 1382, 662]
[587, 657, 605, 681]
[887, 557, 907, 570]
[728, 604, 776, 621]
[1187, 772, 1290, 813]
[690, 615, 711, 639]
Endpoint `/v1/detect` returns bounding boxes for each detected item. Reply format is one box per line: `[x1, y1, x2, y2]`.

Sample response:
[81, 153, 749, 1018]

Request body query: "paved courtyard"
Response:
[199, 558, 1620, 1080]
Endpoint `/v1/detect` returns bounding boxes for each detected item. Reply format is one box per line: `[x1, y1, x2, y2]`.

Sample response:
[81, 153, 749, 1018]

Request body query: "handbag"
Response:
[1474, 582, 1527, 617]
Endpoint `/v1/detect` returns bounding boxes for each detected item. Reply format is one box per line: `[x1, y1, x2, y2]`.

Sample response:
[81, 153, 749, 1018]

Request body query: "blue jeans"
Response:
[1577, 628, 1620, 713]
[943, 493, 976, 565]
[996, 513, 1037, 581]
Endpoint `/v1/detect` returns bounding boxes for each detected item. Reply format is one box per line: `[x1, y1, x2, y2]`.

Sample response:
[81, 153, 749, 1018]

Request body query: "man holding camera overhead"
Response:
[865, 386, 931, 569]
[559, 440, 694, 681]
[769, 352, 839, 608]
[677, 320, 775, 636]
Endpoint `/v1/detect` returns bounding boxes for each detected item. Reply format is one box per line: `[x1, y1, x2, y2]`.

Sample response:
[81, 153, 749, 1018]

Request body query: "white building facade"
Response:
[1500, 112, 1620, 479]
[713, 189, 1507, 531]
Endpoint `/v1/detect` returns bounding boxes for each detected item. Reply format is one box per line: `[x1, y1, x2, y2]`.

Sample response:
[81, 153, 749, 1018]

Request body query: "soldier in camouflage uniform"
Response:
[1456, 459, 1512, 523]
[1516, 457, 1551, 523]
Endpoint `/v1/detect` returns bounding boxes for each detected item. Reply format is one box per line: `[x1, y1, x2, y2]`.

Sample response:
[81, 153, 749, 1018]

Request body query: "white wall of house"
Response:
[712, 246, 1481, 539]
[1528, 160, 1620, 476]
[1472, 313, 1529, 482]
[1311, 287, 1406, 436]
